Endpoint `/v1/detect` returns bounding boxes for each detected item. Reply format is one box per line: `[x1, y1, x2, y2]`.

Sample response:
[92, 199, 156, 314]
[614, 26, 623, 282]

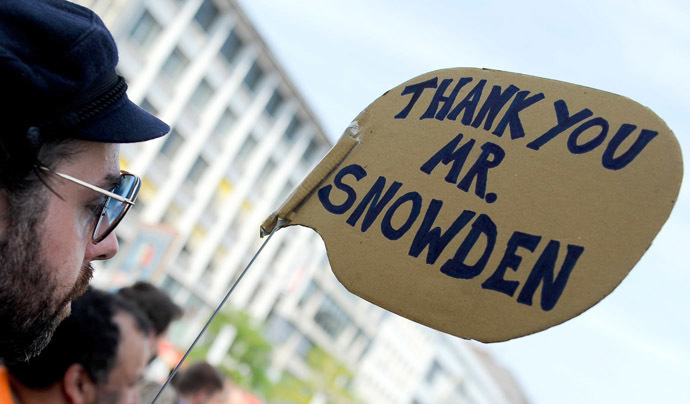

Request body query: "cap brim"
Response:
[71, 95, 170, 143]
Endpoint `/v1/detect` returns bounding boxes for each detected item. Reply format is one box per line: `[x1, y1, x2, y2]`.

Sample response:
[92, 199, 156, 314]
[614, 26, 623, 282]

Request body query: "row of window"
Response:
[130, 3, 265, 97]
[156, 119, 320, 194]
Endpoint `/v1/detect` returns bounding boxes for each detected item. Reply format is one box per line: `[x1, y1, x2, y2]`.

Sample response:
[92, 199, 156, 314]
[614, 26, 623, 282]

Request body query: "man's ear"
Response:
[62, 364, 97, 404]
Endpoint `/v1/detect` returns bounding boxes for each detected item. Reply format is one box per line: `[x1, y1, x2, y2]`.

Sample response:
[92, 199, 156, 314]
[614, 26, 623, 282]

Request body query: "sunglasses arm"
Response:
[38, 166, 135, 205]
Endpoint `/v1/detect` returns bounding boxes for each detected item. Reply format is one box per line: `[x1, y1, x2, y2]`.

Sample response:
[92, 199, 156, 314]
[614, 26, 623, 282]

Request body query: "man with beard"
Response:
[0, 0, 169, 366]
[5, 288, 153, 404]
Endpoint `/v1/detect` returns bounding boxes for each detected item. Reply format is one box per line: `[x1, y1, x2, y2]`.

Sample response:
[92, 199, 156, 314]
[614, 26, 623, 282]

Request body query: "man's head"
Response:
[117, 281, 183, 359]
[6, 288, 153, 404]
[174, 361, 225, 404]
[0, 0, 169, 362]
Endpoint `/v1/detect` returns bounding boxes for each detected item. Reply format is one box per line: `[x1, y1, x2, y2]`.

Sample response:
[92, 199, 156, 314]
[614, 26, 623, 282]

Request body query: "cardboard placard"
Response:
[262, 68, 683, 342]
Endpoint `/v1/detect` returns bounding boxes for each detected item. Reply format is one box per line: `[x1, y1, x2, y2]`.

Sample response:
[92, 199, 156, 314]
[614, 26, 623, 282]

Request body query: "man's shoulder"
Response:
[0, 366, 14, 404]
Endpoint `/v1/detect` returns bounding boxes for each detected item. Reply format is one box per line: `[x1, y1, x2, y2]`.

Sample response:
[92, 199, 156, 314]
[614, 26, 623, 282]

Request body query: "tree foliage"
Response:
[189, 309, 273, 398]
[188, 309, 360, 403]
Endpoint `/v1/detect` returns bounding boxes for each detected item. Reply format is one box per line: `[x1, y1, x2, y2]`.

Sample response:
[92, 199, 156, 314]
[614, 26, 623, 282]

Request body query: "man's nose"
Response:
[87, 231, 119, 261]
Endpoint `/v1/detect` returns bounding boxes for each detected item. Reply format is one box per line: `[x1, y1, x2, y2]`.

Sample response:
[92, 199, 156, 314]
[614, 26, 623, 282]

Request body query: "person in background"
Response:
[117, 281, 183, 362]
[173, 361, 226, 404]
[118, 281, 184, 404]
[0, 0, 169, 368]
[5, 288, 152, 404]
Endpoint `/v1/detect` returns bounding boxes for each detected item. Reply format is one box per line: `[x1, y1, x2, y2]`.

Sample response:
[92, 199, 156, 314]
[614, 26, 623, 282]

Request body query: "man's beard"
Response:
[0, 209, 93, 363]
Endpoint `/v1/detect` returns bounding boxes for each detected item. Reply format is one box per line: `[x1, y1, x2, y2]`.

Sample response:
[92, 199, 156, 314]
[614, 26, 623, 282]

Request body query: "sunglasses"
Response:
[39, 166, 141, 243]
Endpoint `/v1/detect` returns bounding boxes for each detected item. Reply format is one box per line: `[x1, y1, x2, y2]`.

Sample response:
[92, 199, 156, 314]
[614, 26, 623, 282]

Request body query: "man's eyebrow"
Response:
[97, 172, 121, 191]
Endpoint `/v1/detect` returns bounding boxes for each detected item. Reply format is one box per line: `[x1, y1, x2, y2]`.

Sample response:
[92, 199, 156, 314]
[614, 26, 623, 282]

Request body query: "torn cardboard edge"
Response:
[260, 124, 361, 236]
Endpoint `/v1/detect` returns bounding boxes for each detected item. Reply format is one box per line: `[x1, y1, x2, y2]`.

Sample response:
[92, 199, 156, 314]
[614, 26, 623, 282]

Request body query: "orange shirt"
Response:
[0, 367, 13, 404]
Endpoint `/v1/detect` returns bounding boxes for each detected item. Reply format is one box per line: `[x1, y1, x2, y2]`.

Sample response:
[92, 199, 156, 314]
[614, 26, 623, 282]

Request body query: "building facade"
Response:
[75, 0, 527, 402]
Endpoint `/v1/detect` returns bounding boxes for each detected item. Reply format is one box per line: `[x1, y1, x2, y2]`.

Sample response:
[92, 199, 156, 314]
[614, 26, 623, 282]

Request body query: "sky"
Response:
[235, 1, 690, 403]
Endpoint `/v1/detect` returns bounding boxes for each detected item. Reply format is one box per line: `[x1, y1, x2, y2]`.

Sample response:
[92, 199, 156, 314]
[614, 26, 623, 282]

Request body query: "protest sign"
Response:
[262, 68, 683, 342]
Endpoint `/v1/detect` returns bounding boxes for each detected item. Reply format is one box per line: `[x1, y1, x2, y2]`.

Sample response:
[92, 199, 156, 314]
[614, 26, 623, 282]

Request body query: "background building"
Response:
[76, 0, 528, 402]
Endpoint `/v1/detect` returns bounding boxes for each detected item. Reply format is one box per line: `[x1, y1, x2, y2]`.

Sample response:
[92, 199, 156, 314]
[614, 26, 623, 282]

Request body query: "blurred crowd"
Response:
[2, 281, 236, 404]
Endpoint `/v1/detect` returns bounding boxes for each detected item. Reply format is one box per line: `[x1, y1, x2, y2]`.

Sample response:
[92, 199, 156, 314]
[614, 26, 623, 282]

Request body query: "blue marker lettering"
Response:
[347, 176, 402, 232]
[394, 77, 438, 119]
[471, 84, 520, 131]
[517, 241, 584, 311]
[420, 133, 475, 184]
[457, 142, 504, 202]
[602, 124, 658, 170]
[421, 77, 473, 121]
[492, 90, 545, 139]
[440, 214, 497, 279]
[482, 232, 541, 296]
[567, 117, 608, 154]
[381, 192, 423, 240]
[409, 200, 476, 265]
[317, 164, 367, 215]
[447, 79, 487, 125]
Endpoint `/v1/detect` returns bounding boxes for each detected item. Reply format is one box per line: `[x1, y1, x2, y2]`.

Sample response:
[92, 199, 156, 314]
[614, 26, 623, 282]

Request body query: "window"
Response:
[189, 79, 213, 112]
[185, 294, 206, 318]
[277, 180, 295, 203]
[160, 129, 184, 159]
[243, 61, 264, 92]
[211, 179, 232, 211]
[264, 313, 295, 344]
[211, 246, 228, 267]
[232, 134, 257, 172]
[130, 10, 161, 50]
[298, 280, 318, 308]
[425, 360, 442, 383]
[177, 244, 191, 267]
[198, 207, 217, 230]
[220, 29, 243, 64]
[162, 203, 183, 226]
[295, 336, 313, 360]
[186, 156, 209, 184]
[194, 0, 219, 32]
[359, 337, 372, 360]
[265, 89, 284, 118]
[200, 263, 217, 288]
[211, 108, 236, 146]
[162, 47, 189, 81]
[284, 115, 301, 142]
[160, 275, 182, 297]
[303, 139, 323, 166]
[314, 296, 350, 338]
[357, 335, 372, 360]
[187, 226, 206, 252]
[254, 160, 275, 193]
[215, 108, 236, 135]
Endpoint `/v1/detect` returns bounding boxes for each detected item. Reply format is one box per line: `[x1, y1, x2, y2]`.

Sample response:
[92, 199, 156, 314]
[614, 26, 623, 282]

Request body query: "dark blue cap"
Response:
[0, 0, 170, 143]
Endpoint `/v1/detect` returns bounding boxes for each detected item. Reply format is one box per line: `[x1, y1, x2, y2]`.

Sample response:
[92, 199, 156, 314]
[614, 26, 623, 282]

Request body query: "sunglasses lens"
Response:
[94, 174, 140, 242]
